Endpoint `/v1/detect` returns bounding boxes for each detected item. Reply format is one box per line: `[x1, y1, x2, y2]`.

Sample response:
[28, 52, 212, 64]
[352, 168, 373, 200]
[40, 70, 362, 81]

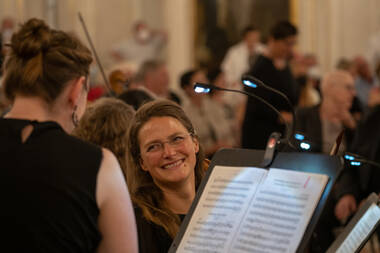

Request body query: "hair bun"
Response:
[11, 18, 51, 59]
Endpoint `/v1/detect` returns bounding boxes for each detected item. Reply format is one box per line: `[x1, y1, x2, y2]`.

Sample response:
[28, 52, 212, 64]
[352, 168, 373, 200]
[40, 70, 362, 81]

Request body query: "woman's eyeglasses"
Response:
[143, 133, 192, 156]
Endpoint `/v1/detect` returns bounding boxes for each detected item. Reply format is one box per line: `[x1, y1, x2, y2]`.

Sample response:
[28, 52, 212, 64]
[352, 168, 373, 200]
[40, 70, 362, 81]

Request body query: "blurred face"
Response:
[332, 75, 356, 110]
[138, 116, 199, 188]
[271, 35, 297, 59]
[186, 71, 209, 98]
[244, 30, 260, 52]
[134, 22, 150, 43]
[146, 66, 170, 97]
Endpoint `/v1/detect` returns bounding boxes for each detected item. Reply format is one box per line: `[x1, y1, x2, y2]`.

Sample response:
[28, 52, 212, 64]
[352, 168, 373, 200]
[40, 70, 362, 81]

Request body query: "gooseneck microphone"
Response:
[193, 82, 295, 149]
[241, 74, 297, 144]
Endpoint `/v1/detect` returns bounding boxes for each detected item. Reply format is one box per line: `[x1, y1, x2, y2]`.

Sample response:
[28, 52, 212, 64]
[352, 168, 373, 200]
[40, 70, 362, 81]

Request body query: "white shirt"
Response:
[112, 36, 164, 66]
[221, 41, 265, 86]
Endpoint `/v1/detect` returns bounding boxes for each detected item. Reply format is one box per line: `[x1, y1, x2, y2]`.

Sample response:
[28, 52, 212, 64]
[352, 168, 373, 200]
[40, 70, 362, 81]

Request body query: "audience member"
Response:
[292, 53, 321, 108]
[207, 68, 240, 145]
[73, 97, 135, 175]
[1, 17, 15, 54]
[126, 100, 208, 253]
[109, 69, 129, 96]
[295, 70, 356, 154]
[221, 25, 263, 88]
[221, 25, 264, 119]
[118, 89, 154, 110]
[134, 59, 181, 104]
[296, 70, 356, 253]
[335, 87, 380, 222]
[352, 56, 376, 107]
[242, 20, 299, 149]
[181, 69, 235, 157]
[111, 21, 167, 66]
[0, 18, 137, 252]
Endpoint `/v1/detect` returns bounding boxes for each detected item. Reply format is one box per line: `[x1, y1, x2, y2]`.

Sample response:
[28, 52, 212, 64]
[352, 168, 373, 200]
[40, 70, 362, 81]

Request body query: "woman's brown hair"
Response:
[73, 97, 135, 174]
[2, 18, 92, 103]
[127, 99, 206, 238]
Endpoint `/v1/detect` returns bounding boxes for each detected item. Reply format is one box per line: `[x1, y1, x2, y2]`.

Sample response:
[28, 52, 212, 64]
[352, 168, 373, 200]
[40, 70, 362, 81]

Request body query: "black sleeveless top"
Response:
[0, 119, 102, 252]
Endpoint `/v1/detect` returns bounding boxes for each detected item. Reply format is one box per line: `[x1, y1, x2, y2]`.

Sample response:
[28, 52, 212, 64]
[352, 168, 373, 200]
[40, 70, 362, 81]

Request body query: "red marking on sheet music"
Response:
[304, 176, 311, 188]
[268, 138, 276, 148]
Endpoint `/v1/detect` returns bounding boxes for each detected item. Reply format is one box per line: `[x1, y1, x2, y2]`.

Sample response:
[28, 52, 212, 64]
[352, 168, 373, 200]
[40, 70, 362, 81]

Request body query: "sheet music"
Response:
[175, 166, 328, 253]
[336, 203, 380, 253]
[231, 168, 328, 253]
[176, 166, 267, 252]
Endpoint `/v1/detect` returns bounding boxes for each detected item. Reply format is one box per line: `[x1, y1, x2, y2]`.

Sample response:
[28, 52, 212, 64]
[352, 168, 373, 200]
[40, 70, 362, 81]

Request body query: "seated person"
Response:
[295, 70, 357, 252]
[133, 60, 181, 104]
[73, 97, 135, 174]
[180, 69, 235, 157]
[0, 18, 137, 252]
[295, 70, 357, 154]
[126, 100, 209, 253]
[118, 88, 154, 110]
[335, 87, 380, 221]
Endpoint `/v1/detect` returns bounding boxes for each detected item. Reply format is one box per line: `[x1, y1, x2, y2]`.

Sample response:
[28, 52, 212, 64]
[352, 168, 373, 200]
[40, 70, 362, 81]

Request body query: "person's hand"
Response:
[278, 111, 293, 124]
[335, 194, 357, 222]
[340, 109, 356, 129]
[368, 86, 380, 107]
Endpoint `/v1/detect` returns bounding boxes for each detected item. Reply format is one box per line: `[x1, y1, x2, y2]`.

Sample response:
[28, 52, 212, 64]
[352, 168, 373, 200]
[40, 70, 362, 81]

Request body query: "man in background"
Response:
[132, 60, 180, 104]
[241, 20, 299, 149]
[221, 25, 263, 89]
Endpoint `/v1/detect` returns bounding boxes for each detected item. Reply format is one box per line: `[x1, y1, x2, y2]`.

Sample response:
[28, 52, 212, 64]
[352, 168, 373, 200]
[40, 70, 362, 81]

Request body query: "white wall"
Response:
[297, 0, 380, 72]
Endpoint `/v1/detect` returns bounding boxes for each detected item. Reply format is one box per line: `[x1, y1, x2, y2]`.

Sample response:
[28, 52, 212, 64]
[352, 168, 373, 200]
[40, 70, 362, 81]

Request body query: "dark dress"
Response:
[242, 54, 299, 149]
[135, 207, 185, 253]
[0, 119, 102, 252]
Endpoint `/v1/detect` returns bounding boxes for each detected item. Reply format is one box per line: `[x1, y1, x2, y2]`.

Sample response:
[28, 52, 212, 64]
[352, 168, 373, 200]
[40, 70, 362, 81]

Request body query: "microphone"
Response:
[193, 82, 295, 149]
[241, 74, 297, 144]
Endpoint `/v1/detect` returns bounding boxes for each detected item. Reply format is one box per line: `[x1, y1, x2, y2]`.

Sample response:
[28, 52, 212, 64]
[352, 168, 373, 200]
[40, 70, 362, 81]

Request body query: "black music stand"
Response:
[169, 148, 343, 253]
[327, 193, 380, 253]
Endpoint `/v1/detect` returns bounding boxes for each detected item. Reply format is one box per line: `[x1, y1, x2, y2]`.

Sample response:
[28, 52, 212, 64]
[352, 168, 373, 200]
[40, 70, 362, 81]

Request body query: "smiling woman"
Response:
[127, 99, 208, 253]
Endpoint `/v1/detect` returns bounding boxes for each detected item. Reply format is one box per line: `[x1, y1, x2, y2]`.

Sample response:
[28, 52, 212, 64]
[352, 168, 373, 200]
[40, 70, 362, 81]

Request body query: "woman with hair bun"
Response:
[0, 18, 137, 252]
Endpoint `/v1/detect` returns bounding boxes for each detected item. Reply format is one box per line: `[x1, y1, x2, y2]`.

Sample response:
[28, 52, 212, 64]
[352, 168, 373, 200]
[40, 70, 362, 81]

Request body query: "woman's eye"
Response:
[173, 136, 185, 143]
[147, 143, 161, 152]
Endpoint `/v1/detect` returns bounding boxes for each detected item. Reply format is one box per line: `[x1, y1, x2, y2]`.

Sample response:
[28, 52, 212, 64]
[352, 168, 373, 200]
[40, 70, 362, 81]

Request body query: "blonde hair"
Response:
[127, 99, 205, 238]
[73, 97, 135, 174]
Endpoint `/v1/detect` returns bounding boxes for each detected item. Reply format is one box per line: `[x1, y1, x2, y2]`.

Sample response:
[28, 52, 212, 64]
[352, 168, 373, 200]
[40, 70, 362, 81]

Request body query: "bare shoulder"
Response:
[96, 148, 127, 207]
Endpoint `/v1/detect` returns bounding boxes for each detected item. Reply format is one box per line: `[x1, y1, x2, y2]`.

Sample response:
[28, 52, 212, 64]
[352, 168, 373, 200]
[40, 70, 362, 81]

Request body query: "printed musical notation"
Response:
[176, 166, 328, 253]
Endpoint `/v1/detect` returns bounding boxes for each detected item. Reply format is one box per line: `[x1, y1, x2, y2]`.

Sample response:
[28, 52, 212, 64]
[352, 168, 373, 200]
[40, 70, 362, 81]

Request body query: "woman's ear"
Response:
[68, 76, 86, 108]
[139, 157, 149, 172]
[192, 136, 200, 154]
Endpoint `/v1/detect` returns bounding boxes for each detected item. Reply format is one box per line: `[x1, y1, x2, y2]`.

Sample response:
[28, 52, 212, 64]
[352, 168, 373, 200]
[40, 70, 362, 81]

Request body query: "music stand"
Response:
[169, 148, 343, 253]
[327, 193, 380, 253]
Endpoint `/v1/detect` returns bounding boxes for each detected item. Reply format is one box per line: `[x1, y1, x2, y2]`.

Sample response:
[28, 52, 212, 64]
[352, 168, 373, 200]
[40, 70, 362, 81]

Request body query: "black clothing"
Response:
[135, 207, 185, 253]
[242, 54, 299, 149]
[0, 119, 102, 252]
[118, 89, 154, 110]
[335, 105, 380, 200]
[169, 91, 182, 105]
[294, 105, 356, 253]
[294, 104, 355, 153]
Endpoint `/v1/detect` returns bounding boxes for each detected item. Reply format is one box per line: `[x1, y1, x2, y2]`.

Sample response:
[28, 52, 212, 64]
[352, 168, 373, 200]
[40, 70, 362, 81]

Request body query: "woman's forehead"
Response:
[138, 116, 187, 143]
